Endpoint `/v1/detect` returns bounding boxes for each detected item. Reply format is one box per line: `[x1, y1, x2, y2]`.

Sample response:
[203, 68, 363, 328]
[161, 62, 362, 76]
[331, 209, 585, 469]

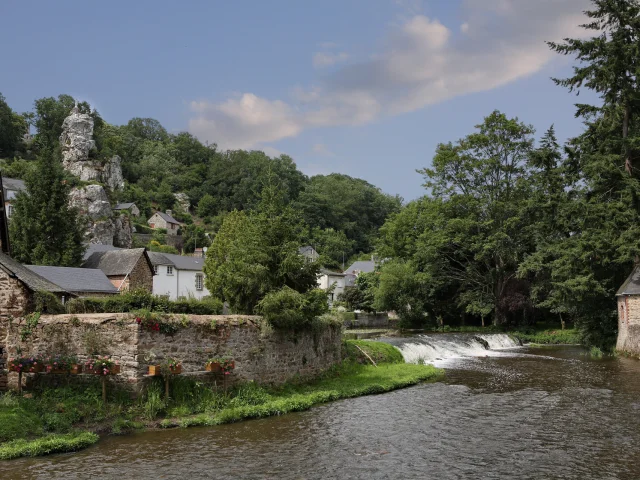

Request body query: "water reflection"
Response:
[2, 347, 640, 479]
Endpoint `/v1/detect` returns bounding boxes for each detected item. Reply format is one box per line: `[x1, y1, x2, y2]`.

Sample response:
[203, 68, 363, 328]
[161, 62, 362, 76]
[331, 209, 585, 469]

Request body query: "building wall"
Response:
[1, 314, 342, 392]
[616, 295, 640, 356]
[152, 265, 210, 300]
[147, 213, 179, 236]
[0, 268, 32, 317]
[318, 274, 346, 305]
[130, 256, 154, 292]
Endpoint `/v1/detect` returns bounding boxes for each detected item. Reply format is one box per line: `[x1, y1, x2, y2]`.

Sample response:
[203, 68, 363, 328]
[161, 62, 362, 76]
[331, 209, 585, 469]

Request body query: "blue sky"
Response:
[1, 0, 596, 200]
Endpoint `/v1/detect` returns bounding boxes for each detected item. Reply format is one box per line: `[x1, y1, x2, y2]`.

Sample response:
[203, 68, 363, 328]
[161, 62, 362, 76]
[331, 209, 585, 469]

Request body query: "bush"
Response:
[30, 290, 65, 314]
[133, 223, 154, 234]
[65, 289, 223, 315]
[256, 287, 328, 330]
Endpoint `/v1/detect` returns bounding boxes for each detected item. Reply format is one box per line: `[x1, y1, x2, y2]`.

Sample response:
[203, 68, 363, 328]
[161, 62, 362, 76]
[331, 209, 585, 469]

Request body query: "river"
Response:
[2, 333, 640, 479]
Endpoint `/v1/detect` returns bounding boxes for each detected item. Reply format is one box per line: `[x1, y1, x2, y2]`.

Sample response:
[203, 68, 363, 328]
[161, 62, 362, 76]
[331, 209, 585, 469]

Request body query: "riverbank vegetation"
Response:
[0, 341, 440, 460]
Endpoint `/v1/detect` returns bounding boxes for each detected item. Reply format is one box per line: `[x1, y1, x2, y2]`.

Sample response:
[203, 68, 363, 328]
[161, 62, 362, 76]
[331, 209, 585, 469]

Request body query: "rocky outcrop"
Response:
[173, 192, 190, 212]
[103, 155, 125, 191]
[60, 105, 131, 246]
[60, 110, 95, 164]
[113, 214, 133, 248]
[69, 185, 112, 220]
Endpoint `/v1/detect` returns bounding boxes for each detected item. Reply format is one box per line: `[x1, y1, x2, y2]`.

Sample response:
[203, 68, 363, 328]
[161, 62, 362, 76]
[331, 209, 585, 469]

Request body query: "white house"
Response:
[317, 269, 347, 306]
[147, 252, 209, 300]
[2, 177, 25, 219]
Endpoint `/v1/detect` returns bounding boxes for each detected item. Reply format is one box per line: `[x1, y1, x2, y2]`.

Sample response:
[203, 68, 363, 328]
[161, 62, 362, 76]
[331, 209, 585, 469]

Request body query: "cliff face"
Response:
[60, 107, 131, 247]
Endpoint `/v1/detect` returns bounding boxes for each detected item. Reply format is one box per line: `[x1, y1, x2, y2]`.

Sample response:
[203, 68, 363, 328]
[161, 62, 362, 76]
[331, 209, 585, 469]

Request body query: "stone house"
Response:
[299, 245, 320, 263]
[25, 265, 118, 297]
[113, 202, 140, 217]
[82, 248, 154, 292]
[616, 266, 640, 355]
[148, 210, 181, 236]
[0, 253, 71, 317]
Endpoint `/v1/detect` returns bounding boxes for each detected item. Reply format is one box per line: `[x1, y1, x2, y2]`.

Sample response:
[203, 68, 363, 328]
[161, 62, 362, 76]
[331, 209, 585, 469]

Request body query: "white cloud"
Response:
[189, 0, 590, 149]
[313, 51, 349, 68]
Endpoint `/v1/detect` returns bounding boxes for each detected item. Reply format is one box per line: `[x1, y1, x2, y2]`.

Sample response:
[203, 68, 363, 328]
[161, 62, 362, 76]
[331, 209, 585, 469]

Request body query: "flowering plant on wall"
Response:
[85, 356, 118, 375]
[8, 356, 43, 373]
[43, 355, 78, 373]
[206, 356, 235, 375]
[134, 311, 179, 335]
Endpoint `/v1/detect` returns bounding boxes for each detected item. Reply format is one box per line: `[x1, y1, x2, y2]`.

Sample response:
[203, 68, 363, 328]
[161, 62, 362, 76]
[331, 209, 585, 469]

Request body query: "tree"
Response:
[204, 184, 321, 315]
[10, 147, 86, 266]
[548, 0, 640, 175]
[125, 117, 168, 142]
[0, 93, 26, 157]
[181, 224, 211, 254]
[295, 173, 401, 254]
[33, 95, 91, 149]
[197, 194, 217, 218]
[304, 227, 354, 269]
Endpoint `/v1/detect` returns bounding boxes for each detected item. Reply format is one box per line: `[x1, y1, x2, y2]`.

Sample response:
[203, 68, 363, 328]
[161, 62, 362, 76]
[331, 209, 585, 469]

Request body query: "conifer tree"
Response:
[9, 146, 86, 266]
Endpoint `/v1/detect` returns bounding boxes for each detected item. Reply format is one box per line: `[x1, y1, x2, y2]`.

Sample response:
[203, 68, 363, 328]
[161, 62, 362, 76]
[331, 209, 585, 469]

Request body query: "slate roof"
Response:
[0, 253, 68, 293]
[3, 177, 25, 192]
[147, 252, 205, 271]
[320, 268, 346, 277]
[113, 203, 135, 210]
[617, 265, 640, 296]
[26, 265, 117, 294]
[83, 244, 122, 260]
[152, 211, 181, 225]
[82, 248, 154, 276]
[344, 260, 376, 275]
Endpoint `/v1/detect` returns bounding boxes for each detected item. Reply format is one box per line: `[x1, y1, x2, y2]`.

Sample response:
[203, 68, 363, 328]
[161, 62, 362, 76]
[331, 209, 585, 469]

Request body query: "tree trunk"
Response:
[481, 315, 485, 328]
[560, 313, 565, 331]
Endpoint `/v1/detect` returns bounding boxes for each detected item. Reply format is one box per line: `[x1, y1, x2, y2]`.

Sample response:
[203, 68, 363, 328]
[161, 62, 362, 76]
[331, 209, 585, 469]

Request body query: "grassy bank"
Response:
[0, 340, 441, 460]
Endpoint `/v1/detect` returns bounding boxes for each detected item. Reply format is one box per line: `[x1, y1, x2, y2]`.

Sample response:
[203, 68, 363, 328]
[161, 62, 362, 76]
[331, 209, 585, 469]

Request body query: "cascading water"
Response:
[382, 333, 522, 366]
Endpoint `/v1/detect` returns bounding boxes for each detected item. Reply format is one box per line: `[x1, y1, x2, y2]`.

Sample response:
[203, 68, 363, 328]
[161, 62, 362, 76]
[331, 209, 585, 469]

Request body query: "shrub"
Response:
[65, 289, 223, 315]
[30, 290, 65, 314]
[133, 223, 154, 234]
[256, 287, 328, 330]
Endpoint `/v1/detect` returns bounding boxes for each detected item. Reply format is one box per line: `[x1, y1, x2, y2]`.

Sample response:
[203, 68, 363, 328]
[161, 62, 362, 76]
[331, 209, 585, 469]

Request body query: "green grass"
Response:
[511, 328, 581, 345]
[0, 341, 442, 460]
[342, 339, 404, 364]
[0, 433, 99, 460]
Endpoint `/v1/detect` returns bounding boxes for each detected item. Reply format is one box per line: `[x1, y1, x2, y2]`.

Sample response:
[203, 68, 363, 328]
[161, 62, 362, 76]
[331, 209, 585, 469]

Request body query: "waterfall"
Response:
[383, 333, 521, 365]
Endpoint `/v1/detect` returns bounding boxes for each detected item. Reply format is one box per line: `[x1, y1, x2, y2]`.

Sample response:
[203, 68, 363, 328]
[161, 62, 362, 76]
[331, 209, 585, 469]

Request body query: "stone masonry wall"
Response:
[0, 268, 31, 317]
[129, 256, 153, 292]
[617, 295, 640, 355]
[0, 321, 6, 391]
[1, 314, 342, 392]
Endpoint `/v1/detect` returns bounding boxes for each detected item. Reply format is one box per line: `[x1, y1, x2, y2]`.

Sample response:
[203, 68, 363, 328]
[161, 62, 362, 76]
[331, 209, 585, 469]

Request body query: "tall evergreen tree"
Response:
[9, 147, 86, 266]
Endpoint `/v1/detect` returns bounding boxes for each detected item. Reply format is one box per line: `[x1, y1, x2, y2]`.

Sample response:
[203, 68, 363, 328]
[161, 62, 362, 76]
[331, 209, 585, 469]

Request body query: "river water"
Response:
[3, 334, 640, 479]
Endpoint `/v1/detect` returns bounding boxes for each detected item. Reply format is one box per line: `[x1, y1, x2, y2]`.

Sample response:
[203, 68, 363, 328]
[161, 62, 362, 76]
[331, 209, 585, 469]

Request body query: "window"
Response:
[167, 266, 174, 275]
[195, 273, 203, 291]
[153, 265, 158, 274]
[6, 204, 12, 218]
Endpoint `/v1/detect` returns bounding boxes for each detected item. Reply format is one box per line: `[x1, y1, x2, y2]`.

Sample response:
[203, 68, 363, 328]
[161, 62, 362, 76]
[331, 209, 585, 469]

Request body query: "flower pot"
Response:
[28, 364, 44, 373]
[206, 362, 221, 373]
[70, 364, 82, 375]
[111, 364, 121, 375]
[148, 365, 162, 376]
[49, 368, 67, 375]
[169, 365, 182, 375]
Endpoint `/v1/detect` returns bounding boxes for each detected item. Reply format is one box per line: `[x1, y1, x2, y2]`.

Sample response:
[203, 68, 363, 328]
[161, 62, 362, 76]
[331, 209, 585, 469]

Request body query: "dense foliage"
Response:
[373, 0, 640, 348]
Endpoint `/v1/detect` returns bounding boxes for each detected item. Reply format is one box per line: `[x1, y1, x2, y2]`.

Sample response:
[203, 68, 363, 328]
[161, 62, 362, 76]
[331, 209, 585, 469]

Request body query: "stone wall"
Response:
[0, 321, 7, 391]
[1, 314, 342, 392]
[129, 256, 153, 292]
[0, 268, 31, 317]
[617, 295, 640, 355]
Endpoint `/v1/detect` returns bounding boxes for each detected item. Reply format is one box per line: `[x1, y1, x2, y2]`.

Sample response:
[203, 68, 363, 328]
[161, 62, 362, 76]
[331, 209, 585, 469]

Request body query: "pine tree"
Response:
[9, 147, 86, 266]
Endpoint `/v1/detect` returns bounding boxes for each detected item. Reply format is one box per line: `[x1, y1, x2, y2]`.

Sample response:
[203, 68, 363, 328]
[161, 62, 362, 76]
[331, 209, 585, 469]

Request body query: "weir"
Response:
[382, 333, 521, 364]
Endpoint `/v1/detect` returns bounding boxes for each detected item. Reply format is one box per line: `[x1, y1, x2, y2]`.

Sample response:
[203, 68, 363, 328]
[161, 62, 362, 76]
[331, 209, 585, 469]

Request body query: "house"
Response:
[147, 252, 210, 300]
[299, 246, 319, 263]
[0, 253, 71, 316]
[317, 268, 347, 306]
[83, 243, 122, 260]
[616, 266, 640, 356]
[148, 210, 181, 235]
[113, 202, 140, 217]
[25, 265, 117, 297]
[2, 177, 25, 220]
[344, 260, 376, 276]
[82, 248, 154, 292]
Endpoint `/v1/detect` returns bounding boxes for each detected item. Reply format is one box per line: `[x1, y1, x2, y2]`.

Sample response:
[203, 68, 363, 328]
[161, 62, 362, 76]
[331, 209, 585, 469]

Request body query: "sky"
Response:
[0, 0, 598, 200]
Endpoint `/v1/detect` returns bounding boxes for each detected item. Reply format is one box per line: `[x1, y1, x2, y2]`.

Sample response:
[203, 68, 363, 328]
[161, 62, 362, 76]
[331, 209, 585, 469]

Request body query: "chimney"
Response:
[166, 209, 172, 216]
